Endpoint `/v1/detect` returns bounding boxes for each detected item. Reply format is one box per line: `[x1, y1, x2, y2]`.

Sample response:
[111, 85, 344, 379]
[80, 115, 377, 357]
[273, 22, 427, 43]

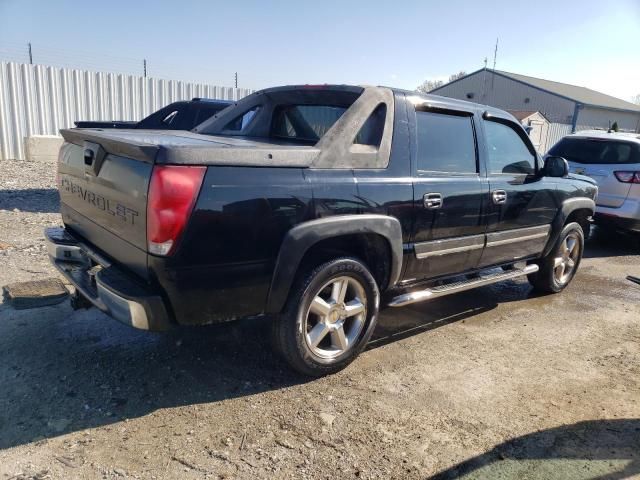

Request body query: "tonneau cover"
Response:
[60, 129, 319, 167]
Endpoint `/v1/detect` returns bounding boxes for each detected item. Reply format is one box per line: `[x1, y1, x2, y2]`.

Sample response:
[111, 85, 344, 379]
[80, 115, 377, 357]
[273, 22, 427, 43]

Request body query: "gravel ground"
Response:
[0, 159, 60, 286]
[1, 159, 640, 479]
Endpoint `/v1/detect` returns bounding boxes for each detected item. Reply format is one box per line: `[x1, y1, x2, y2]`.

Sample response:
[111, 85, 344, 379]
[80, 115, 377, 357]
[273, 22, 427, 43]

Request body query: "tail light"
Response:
[147, 165, 206, 256]
[614, 171, 640, 184]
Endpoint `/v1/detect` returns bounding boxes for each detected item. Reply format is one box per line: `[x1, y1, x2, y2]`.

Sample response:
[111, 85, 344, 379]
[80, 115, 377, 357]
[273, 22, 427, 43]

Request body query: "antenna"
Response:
[143, 59, 147, 77]
[235, 72, 238, 88]
[28, 42, 33, 64]
[492, 38, 499, 71]
[490, 37, 499, 94]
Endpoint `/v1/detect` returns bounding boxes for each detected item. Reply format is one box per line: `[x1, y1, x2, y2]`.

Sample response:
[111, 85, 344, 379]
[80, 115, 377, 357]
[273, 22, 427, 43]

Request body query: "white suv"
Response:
[548, 130, 640, 233]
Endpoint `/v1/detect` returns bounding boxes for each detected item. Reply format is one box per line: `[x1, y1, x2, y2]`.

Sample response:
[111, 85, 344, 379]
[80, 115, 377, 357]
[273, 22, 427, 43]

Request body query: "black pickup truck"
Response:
[73, 98, 232, 130]
[46, 84, 597, 376]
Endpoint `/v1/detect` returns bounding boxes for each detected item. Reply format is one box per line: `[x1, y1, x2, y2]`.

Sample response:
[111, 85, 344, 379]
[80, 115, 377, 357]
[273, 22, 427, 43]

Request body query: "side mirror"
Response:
[543, 155, 569, 178]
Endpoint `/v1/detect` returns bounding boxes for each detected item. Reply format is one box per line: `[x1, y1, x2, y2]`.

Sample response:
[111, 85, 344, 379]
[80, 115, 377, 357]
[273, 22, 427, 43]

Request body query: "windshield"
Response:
[549, 137, 640, 165]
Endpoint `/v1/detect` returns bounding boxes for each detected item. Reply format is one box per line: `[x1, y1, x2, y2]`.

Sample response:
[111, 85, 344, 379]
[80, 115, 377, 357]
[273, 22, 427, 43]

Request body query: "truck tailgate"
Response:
[57, 139, 152, 279]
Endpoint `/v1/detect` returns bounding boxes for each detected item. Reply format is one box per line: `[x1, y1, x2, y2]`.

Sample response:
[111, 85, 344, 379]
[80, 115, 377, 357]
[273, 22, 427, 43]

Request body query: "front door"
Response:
[478, 117, 557, 267]
[405, 108, 489, 282]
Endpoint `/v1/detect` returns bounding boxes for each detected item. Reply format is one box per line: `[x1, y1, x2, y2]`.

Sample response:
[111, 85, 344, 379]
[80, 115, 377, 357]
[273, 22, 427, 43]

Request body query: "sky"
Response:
[1, 0, 639, 102]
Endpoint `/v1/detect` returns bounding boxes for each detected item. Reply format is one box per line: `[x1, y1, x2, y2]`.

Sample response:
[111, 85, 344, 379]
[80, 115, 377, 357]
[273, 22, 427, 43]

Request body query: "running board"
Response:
[388, 264, 539, 307]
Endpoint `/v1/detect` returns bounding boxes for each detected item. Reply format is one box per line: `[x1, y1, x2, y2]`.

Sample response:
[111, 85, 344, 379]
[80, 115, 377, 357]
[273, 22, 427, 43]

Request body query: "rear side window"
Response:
[485, 121, 536, 174]
[271, 105, 347, 143]
[548, 137, 640, 164]
[354, 103, 386, 147]
[224, 106, 261, 132]
[416, 111, 477, 173]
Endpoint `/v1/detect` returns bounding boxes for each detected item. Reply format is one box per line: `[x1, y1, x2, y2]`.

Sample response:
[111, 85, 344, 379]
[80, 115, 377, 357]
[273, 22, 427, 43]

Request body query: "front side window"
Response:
[485, 121, 536, 174]
[416, 111, 477, 173]
[271, 105, 347, 143]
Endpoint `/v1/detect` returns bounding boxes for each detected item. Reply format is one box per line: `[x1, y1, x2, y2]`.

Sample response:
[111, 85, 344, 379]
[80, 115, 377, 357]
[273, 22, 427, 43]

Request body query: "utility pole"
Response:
[234, 72, 238, 88]
[143, 59, 147, 77]
[28, 42, 33, 64]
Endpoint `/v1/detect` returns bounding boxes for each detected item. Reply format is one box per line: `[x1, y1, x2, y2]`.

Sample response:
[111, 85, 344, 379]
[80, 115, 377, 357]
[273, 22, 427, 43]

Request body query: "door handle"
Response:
[492, 190, 507, 205]
[424, 193, 443, 209]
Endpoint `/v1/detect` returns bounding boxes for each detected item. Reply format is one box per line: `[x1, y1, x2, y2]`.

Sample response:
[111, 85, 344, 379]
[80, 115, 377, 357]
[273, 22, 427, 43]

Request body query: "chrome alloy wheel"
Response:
[554, 232, 580, 285]
[304, 276, 367, 359]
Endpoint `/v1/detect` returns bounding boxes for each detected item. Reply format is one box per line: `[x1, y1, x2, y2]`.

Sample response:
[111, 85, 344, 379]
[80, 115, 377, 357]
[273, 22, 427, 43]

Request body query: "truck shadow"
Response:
[370, 274, 535, 349]
[428, 418, 640, 480]
[0, 276, 534, 450]
[0, 188, 60, 213]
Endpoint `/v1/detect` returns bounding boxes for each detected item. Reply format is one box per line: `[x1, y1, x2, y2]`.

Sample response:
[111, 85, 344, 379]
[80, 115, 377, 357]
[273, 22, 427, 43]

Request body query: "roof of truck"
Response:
[253, 84, 514, 120]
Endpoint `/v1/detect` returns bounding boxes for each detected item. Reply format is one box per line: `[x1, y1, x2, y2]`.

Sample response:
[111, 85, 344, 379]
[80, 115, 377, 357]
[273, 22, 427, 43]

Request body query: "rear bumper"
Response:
[45, 227, 172, 331]
[595, 198, 640, 232]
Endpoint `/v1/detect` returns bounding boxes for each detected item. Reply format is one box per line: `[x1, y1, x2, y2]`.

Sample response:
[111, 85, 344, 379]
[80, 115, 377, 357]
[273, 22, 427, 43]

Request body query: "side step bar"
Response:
[388, 264, 539, 307]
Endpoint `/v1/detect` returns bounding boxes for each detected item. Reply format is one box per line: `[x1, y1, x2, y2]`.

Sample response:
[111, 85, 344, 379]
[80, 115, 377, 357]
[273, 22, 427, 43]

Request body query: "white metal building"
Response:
[507, 110, 549, 153]
[431, 69, 640, 152]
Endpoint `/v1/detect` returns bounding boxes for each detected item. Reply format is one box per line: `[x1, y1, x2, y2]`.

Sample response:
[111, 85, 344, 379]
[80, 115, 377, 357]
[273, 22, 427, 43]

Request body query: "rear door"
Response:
[405, 107, 489, 281]
[477, 116, 557, 267]
[549, 137, 640, 208]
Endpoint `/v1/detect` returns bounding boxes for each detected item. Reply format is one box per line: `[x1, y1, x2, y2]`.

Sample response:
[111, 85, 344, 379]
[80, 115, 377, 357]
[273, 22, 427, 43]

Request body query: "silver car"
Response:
[548, 131, 640, 233]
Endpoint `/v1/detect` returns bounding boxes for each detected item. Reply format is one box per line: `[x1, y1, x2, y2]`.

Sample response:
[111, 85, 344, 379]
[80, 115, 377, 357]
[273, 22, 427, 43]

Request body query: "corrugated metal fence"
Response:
[543, 122, 573, 153]
[0, 62, 253, 160]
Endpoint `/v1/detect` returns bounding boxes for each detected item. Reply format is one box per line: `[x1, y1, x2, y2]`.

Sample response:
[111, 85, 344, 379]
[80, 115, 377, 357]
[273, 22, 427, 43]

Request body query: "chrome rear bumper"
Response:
[45, 227, 172, 331]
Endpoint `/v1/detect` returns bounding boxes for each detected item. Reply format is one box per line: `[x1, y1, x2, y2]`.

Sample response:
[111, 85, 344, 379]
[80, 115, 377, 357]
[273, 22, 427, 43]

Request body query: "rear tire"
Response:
[271, 257, 380, 377]
[528, 222, 584, 293]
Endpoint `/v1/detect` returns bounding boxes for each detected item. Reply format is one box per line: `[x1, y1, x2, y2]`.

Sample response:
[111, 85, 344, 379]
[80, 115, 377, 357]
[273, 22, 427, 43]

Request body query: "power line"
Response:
[0, 42, 244, 89]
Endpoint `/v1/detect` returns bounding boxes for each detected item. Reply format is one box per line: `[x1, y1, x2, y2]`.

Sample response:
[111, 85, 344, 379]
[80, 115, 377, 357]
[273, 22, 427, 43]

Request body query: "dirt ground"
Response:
[1, 159, 639, 479]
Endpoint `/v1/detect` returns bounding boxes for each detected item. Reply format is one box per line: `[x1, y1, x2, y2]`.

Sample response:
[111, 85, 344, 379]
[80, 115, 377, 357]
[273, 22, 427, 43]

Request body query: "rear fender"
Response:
[265, 214, 403, 313]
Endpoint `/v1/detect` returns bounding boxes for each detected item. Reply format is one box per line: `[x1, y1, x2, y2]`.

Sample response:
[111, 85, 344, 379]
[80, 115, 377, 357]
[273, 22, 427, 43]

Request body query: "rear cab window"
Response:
[200, 87, 364, 145]
[549, 137, 640, 165]
[271, 105, 347, 144]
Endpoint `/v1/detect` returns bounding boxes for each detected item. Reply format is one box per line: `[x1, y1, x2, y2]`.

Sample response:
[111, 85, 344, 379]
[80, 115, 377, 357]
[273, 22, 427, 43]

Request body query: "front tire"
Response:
[272, 257, 380, 376]
[528, 222, 584, 293]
